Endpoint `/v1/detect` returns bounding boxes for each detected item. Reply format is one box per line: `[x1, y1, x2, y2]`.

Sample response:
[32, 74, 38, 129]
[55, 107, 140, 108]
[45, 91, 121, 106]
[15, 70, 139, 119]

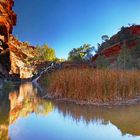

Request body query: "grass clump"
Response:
[42, 68, 140, 103]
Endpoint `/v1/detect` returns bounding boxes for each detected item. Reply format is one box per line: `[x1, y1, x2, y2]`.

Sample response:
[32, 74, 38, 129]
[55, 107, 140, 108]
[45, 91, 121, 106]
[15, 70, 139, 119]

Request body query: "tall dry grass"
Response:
[43, 69, 140, 102]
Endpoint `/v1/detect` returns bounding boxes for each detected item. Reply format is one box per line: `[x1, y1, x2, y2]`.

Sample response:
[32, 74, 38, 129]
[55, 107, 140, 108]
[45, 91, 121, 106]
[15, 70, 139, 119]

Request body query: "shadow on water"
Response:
[0, 82, 140, 140]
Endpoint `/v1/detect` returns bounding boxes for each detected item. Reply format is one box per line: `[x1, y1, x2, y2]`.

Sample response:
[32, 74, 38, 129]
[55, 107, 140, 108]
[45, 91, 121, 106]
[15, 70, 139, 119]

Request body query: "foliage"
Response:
[116, 46, 133, 70]
[130, 45, 140, 59]
[54, 58, 66, 62]
[36, 44, 56, 61]
[116, 45, 140, 70]
[101, 35, 109, 42]
[96, 55, 110, 69]
[68, 44, 94, 61]
[130, 44, 140, 69]
[97, 43, 140, 70]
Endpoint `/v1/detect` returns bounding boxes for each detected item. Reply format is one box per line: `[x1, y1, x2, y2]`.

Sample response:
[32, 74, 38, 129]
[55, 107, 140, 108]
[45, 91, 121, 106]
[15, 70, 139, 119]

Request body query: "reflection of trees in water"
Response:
[0, 82, 53, 140]
[53, 101, 140, 136]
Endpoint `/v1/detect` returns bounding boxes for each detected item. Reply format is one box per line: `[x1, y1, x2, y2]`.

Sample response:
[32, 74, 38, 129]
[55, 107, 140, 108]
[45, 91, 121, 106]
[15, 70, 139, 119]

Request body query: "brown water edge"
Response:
[42, 94, 140, 106]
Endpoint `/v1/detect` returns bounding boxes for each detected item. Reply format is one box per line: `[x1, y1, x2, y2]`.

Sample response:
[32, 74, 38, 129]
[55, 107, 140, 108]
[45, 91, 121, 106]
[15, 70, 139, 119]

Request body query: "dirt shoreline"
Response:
[42, 94, 140, 106]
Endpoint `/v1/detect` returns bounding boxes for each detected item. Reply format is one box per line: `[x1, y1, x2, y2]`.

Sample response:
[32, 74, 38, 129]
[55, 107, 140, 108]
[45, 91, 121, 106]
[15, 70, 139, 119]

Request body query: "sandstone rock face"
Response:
[8, 35, 37, 79]
[0, 0, 38, 79]
[0, 0, 16, 78]
[0, 0, 16, 42]
[20, 67, 34, 79]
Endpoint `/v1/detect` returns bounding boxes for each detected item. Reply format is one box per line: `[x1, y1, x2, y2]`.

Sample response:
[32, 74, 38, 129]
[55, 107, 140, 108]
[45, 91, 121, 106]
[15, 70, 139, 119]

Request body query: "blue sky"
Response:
[13, 0, 140, 58]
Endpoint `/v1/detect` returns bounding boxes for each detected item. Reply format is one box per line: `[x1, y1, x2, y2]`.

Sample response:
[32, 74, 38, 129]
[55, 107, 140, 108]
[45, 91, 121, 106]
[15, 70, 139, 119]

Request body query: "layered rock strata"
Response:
[0, 0, 16, 77]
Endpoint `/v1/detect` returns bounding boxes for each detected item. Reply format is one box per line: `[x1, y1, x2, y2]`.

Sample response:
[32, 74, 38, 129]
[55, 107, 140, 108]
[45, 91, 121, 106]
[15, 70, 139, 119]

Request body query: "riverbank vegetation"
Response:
[35, 44, 56, 61]
[40, 68, 140, 103]
[37, 25, 140, 105]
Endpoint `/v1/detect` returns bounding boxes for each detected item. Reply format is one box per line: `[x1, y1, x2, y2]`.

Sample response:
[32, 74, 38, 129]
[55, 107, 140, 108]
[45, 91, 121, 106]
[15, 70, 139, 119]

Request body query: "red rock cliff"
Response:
[92, 25, 140, 64]
[0, 1, 38, 79]
[0, 0, 16, 42]
[0, 0, 17, 77]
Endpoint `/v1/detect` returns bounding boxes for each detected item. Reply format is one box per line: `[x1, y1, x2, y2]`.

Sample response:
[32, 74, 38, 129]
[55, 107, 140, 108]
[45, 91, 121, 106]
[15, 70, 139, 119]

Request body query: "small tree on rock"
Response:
[96, 55, 110, 69]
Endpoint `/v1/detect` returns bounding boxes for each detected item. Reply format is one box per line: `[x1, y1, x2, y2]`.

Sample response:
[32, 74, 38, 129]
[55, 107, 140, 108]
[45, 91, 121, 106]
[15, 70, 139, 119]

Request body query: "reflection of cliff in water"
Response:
[0, 82, 140, 140]
[9, 82, 53, 124]
[53, 101, 140, 136]
[0, 82, 53, 140]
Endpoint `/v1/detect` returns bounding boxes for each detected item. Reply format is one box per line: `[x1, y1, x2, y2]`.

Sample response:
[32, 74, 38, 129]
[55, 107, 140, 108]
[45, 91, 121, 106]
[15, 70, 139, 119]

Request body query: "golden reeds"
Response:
[42, 69, 140, 102]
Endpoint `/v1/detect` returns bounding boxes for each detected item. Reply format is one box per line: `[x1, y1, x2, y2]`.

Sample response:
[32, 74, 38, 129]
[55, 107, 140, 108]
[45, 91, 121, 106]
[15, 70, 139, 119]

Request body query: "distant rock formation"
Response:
[92, 25, 140, 65]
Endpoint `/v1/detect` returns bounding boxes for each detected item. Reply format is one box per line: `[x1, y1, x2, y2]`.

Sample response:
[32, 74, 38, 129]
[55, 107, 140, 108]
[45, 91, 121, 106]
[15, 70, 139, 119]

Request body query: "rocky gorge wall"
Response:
[0, 0, 16, 41]
[0, 0, 16, 77]
[0, 0, 39, 79]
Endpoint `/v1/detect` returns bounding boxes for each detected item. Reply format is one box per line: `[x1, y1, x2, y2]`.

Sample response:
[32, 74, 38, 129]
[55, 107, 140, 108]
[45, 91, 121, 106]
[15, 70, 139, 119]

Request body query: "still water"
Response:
[0, 82, 140, 140]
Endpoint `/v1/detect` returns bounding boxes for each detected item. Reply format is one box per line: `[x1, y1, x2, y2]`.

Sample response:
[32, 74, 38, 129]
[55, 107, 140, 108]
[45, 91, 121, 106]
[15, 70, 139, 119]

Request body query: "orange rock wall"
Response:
[0, 0, 16, 41]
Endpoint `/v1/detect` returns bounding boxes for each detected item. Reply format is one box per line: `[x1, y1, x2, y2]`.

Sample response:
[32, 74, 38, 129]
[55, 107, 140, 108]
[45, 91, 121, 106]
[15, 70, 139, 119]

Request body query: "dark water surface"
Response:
[0, 82, 140, 140]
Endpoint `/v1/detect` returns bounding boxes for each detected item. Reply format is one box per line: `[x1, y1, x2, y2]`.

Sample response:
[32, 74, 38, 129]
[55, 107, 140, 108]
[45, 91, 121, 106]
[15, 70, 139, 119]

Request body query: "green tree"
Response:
[96, 55, 110, 69]
[101, 35, 109, 42]
[130, 44, 140, 69]
[116, 46, 133, 70]
[68, 44, 94, 61]
[36, 44, 56, 61]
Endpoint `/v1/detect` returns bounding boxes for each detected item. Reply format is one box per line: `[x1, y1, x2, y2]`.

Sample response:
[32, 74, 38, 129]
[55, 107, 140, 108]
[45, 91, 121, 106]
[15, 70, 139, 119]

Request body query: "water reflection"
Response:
[0, 82, 140, 140]
[53, 101, 140, 136]
[9, 83, 53, 124]
[0, 82, 53, 140]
